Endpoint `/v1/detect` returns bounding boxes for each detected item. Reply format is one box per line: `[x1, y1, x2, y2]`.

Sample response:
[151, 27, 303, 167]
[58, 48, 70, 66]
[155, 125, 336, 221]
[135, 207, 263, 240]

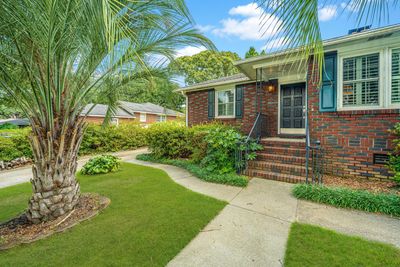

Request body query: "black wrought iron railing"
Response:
[305, 141, 325, 184]
[235, 112, 267, 174]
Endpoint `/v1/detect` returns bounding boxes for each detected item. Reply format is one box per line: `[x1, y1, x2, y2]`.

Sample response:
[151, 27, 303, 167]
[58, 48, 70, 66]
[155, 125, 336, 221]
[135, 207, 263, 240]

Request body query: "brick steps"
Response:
[245, 138, 308, 184]
[248, 161, 308, 176]
[257, 153, 306, 165]
[244, 169, 306, 184]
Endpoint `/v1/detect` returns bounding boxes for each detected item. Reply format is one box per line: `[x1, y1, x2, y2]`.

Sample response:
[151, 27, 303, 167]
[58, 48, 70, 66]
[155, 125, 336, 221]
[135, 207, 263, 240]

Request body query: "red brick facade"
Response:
[187, 61, 398, 181]
[187, 83, 280, 136]
[307, 63, 399, 180]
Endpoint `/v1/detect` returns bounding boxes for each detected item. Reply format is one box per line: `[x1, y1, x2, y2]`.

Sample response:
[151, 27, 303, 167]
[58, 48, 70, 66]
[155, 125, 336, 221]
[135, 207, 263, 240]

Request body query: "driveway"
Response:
[1, 150, 399, 266]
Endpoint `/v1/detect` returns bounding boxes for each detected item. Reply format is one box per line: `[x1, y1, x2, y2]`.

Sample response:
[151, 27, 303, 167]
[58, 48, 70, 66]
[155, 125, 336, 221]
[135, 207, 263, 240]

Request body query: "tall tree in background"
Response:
[169, 50, 241, 85]
[257, 0, 399, 77]
[0, 0, 213, 223]
[245, 46, 266, 59]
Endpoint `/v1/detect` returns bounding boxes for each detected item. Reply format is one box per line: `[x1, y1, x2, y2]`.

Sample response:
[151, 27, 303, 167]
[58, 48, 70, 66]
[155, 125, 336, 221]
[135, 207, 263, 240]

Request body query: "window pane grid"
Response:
[392, 49, 400, 103]
[343, 53, 379, 107]
[217, 90, 234, 116]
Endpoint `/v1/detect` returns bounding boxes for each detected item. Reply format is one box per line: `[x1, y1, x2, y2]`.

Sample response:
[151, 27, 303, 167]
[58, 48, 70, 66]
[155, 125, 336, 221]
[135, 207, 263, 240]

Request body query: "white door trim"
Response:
[278, 80, 307, 135]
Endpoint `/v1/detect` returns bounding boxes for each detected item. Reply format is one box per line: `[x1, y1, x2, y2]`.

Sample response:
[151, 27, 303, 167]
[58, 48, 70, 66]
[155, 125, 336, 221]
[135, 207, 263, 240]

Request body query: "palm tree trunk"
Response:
[26, 118, 85, 224]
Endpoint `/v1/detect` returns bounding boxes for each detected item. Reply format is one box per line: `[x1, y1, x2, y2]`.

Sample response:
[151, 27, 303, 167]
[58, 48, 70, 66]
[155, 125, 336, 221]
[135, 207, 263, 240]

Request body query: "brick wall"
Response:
[84, 114, 178, 125]
[187, 83, 279, 136]
[307, 61, 399, 180]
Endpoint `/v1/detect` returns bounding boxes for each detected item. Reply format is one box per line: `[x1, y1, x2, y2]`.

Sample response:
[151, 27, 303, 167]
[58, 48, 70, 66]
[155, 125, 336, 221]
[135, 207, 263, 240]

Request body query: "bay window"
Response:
[216, 89, 234, 117]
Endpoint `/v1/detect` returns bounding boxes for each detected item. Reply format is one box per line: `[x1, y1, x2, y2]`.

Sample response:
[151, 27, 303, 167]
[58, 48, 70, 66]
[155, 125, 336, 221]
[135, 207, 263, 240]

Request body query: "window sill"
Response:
[215, 116, 236, 119]
[335, 108, 400, 115]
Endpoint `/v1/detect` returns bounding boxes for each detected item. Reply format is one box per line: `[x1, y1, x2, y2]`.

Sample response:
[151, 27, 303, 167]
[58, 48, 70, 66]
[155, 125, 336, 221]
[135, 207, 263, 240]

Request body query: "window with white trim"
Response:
[216, 89, 234, 117]
[139, 113, 146, 122]
[342, 53, 380, 107]
[392, 49, 400, 104]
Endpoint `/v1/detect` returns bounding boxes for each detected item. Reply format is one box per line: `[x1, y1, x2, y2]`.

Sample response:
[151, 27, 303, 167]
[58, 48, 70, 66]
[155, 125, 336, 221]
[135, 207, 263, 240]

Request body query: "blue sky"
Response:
[177, 1, 400, 58]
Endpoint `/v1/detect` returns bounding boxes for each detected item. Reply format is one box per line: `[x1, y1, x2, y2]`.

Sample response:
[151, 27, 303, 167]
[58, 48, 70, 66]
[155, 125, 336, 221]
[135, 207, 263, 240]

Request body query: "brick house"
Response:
[81, 101, 183, 126]
[178, 24, 400, 182]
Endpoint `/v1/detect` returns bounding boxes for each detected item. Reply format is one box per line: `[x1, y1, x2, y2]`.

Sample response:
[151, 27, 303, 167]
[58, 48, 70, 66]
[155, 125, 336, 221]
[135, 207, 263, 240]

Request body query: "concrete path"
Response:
[0, 149, 145, 188]
[126, 157, 400, 267]
[2, 150, 399, 266]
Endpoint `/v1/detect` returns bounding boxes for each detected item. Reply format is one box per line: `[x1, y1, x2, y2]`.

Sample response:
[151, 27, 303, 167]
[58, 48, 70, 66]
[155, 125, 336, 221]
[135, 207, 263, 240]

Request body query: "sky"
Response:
[176, 0, 400, 58]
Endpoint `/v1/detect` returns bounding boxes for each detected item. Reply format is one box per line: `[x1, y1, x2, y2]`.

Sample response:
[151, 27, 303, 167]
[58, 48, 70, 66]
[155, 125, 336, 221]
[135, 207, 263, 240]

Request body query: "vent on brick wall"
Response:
[373, 154, 389, 165]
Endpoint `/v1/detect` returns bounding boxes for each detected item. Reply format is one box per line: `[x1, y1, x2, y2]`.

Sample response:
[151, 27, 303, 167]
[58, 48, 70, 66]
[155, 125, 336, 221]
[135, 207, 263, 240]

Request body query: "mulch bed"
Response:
[324, 175, 400, 195]
[0, 193, 110, 250]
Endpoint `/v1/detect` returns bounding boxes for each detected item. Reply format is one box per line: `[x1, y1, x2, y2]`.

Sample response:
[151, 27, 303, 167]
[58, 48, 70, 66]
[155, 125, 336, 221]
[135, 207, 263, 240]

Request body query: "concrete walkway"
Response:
[126, 156, 400, 267]
[1, 150, 399, 266]
[0, 149, 144, 188]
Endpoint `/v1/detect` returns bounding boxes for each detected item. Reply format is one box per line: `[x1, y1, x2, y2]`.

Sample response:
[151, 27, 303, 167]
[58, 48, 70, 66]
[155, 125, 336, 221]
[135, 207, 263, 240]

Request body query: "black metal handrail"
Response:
[235, 112, 266, 174]
[305, 141, 325, 184]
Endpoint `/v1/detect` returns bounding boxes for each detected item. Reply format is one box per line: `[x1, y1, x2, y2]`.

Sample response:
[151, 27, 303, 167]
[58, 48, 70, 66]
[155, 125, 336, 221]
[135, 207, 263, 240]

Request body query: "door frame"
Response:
[278, 81, 307, 135]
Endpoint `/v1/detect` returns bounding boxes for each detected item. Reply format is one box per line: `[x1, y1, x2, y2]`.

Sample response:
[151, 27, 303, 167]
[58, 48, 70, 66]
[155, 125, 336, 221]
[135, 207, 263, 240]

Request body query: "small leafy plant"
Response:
[389, 123, 400, 184]
[81, 155, 121, 175]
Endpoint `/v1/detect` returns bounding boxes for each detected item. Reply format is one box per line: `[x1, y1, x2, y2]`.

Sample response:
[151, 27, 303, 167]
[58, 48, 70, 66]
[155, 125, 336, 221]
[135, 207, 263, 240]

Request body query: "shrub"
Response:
[146, 122, 192, 159]
[389, 123, 400, 184]
[80, 123, 146, 155]
[0, 123, 18, 130]
[137, 153, 248, 187]
[293, 184, 400, 217]
[80, 155, 121, 175]
[0, 137, 23, 161]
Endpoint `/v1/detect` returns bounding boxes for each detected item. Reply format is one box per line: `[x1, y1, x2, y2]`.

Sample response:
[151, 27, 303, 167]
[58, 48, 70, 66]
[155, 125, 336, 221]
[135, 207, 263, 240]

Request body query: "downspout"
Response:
[305, 67, 310, 184]
[183, 92, 188, 127]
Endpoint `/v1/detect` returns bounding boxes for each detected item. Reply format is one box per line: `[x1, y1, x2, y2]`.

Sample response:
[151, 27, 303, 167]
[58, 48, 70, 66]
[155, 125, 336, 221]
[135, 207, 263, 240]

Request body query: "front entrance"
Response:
[280, 83, 306, 135]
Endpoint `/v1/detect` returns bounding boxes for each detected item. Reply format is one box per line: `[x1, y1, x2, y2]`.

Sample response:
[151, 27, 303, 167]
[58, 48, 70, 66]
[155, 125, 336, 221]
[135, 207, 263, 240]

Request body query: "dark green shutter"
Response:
[207, 89, 215, 119]
[235, 85, 244, 118]
[319, 52, 337, 112]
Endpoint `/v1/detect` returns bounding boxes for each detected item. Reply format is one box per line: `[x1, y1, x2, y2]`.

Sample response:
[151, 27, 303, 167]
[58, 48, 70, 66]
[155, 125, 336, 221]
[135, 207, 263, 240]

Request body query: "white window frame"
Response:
[337, 46, 400, 111]
[215, 86, 235, 118]
[139, 113, 146, 122]
[389, 47, 400, 107]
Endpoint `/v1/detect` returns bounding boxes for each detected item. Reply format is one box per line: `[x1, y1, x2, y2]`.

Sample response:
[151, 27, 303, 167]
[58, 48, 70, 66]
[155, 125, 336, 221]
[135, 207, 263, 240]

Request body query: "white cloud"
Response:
[228, 3, 262, 17]
[195, 24, 215, 33]
[175, 46, 207, 58]
[261, 37, 288, 50]
[318, 5, 338, 21]
[212, 3, 281, 41]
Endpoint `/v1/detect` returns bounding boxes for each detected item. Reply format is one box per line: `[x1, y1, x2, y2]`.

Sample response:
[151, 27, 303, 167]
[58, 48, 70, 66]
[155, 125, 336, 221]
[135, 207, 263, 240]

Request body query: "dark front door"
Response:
[281, 83, 305, 129]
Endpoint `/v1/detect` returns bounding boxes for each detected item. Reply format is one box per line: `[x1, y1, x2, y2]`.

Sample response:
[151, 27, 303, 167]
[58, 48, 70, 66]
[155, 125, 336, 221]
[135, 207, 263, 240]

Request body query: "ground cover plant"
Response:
[284, 223, 400, 267]
[80, 155, 121, 175]
[0, 163, 226, 266]
[293, 184, 400, 217]
[137, 153, 248, 187]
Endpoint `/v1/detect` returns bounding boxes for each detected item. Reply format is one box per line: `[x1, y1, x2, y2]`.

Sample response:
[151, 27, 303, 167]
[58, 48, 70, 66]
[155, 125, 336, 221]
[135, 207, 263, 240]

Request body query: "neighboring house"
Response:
[178, 24, 400, 182]
[81, 102, 183, 125]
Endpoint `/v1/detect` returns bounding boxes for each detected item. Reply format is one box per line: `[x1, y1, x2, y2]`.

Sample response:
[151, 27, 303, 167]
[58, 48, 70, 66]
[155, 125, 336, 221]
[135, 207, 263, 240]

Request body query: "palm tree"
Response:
[0, 0, 214, 223]
[257, 0, 398, 76]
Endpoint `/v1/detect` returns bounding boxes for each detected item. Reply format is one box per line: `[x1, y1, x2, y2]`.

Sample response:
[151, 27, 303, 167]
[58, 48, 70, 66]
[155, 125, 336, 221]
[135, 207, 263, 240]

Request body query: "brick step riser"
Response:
[259, 141, 306, 149]
[256, 154, 306, 165]
[259, 147, 306, 157]
[247, 163, 307, 177]
[244, 170, 305, 184]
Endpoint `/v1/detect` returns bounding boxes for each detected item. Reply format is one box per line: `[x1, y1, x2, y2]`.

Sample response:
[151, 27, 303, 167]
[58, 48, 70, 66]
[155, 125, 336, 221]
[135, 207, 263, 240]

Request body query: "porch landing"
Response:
[245, 137, 308, 183]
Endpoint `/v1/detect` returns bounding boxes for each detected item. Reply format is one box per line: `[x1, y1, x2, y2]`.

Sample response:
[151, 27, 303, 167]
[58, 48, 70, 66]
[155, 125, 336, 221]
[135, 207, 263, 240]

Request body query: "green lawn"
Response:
[285, 223, 400, 267]
[0, 163, 226, 266]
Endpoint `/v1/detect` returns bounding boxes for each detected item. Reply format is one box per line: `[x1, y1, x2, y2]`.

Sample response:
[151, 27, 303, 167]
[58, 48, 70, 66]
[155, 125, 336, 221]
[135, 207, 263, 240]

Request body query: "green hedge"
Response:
[0, 123, 147, 162]
[146, 122, 261, 175]
[137, 153, 248, 187]
[293, 184, 400, 217]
